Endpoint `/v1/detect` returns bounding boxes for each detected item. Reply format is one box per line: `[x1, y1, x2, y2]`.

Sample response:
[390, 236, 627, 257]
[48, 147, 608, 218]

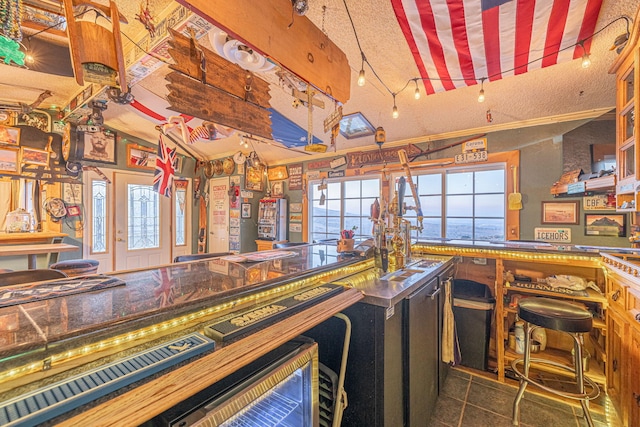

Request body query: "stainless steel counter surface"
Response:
[333, 255, 453, 307]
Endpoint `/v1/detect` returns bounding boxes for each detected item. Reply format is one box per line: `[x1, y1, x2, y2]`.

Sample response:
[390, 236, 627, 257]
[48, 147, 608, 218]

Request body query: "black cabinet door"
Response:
[404, 277, 439, 426]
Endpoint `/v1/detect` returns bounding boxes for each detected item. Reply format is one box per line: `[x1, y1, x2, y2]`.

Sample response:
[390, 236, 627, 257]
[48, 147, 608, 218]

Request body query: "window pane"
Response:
[344, 198, 361, 216]
[475, 169, 505, 193]
[128, 184, 160, 250]
[476, 218, 505, 241]
[175, 188, 186, 246]
[421, 195, 442, 216]
[417, 174, 442, 195]
[327, 182, 342, 199]
[475, 194, 504, 217]
[345, 180, 361, 198]
[362, 179, 380, 197]
[422, 218, 442, 239]
[446, 217, 474, 240]
[92, 180, 107, 253]
[447, 195, 473, 217]
[447, 172, 473, 194]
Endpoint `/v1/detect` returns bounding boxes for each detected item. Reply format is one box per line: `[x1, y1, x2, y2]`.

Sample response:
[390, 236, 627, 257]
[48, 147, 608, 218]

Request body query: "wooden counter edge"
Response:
[58, 287, 364, 426]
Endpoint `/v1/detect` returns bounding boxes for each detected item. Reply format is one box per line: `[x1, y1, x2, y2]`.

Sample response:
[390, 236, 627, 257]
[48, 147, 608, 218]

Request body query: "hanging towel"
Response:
[442, 278, 461, 365]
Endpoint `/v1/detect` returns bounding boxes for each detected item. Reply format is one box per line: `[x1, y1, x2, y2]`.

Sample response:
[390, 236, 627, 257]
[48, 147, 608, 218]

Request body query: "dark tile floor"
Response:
[428, 369, 621, 427]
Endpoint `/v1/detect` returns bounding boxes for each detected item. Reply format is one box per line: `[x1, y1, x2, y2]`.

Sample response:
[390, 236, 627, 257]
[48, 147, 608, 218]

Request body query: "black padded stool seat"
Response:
[49, 259, 99, 277]
[518, 297, 592, 333]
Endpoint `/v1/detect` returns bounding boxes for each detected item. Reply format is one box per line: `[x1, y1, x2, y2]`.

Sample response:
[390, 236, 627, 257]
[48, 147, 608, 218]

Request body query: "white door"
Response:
[208, 177, 230, 253]
[114, 172, 171, 271]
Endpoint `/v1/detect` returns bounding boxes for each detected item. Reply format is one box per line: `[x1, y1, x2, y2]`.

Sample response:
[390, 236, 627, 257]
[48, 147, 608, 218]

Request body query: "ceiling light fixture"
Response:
[579, 41, 591, 68]
[477, 78, 486, 103]
[413, 79, 421, 100]
[292, 0, 309, 16]
[392, 94, 399, 119]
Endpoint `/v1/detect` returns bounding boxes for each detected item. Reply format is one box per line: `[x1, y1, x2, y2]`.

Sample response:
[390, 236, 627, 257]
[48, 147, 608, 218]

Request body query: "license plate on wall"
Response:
[454, 151, 488, 164]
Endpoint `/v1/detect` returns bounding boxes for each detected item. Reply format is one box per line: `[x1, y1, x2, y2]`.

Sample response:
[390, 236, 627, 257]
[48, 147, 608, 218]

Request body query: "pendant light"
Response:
[478, 78, 486, 103]
[392, 94, 399, 119]
[413, 79, 421, 100]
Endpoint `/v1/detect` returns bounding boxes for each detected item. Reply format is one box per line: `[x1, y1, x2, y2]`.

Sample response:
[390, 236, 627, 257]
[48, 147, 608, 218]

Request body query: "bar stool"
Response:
[49, 259, 99, 277]
[511, 297, 599, 427]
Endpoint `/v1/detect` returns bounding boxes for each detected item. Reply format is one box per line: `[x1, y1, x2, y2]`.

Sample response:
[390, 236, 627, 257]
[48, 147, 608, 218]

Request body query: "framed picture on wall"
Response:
[585, 214, 626, 237]
[241, 203, 252, 219]
[0, 146, 20, 174]
[245, 164, 264, 191]
[271, 181, 284, 197]
[541, 201, 579, 225]
[21, 147, 50, 166]
[126, 144, 156, 170]
[0, 124, 20, 145]
[82, 129, 117, 164]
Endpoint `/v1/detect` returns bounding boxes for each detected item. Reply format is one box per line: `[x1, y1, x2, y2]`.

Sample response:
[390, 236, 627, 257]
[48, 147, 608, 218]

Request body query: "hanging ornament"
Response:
[135, 0, 156, 37]
[0, 34, 25, 66]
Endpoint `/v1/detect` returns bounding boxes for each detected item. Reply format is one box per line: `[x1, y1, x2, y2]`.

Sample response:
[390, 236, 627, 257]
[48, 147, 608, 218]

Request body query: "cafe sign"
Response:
[534, 227, 571, 243]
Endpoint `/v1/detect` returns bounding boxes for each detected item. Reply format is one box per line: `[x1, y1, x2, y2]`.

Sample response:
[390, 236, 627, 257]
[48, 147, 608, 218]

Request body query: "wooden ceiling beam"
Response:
[178, 0, 351, 104]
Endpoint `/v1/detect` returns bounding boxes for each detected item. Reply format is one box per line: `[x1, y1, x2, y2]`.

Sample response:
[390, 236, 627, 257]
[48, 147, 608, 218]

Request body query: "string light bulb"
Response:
[579, 41, 591, 68]
[392, 94, 399, 119]
[414, 79, 421, 100]
[357, 53, 366, 86]
[478, 78, 486, 103]
[24, 53, 34, 64]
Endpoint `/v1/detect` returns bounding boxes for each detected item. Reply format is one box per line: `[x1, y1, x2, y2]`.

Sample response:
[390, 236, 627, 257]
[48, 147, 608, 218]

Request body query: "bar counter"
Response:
[0, 244, 369, 409]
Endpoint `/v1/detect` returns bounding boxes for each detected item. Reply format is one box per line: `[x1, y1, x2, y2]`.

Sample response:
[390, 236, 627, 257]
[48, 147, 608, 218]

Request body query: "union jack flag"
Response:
[391, 0, 603, 95]
[153, 133, 177, 198]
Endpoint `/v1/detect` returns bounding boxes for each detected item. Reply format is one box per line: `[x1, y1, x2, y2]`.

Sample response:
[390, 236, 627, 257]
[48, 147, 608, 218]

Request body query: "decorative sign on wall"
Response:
[290, 223, 302, 233]
[583, 194, 615, 211]
[288, 163, 303, 190]
[534, 227, 571, 243]
[346, 145, 421, 168]
[328, 170, 345, 178]
[307, 159, 332, 170]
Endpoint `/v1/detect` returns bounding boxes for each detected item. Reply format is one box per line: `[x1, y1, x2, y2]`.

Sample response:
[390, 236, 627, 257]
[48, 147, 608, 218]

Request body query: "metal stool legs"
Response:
[511, 324, 599, 426]
[512, 323, 534, 426]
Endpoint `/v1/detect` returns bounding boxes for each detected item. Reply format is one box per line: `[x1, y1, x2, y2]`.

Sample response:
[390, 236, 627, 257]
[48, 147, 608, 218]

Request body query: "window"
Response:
[175, 187, 186, 246]
[91, 180, 107, 253]
[310, 178, 380, 242]
[127, 184, 160, 250]
[396, 164, 506, 242]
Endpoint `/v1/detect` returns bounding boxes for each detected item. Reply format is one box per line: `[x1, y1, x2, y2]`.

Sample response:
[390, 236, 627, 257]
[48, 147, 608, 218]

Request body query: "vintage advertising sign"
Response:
[462, 138, 487, 152]
[288, 163, 303, 190]
[328, 170, 345, 178]
[454, 150, 488, 164]
[583, 195, 615, 211]
[307, 159, 332, 170]
[347, 145, 421, 168]
[534, 227, 571, 243]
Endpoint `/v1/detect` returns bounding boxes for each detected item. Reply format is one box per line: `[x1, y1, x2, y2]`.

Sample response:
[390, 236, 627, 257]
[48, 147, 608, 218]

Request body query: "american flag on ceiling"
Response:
[153, 133, 177, 198]
[391, 0, 604, 95]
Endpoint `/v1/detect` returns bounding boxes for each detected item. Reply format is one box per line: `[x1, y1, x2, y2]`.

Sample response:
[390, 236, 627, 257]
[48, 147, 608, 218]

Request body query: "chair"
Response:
[173, 252, 231, 263]
[511, 297, 599, 426]
[49, 259, 99, 277]
[0, 269, 68, 287]
[47, 236, 65, 267]
[274, 242, 307, 249]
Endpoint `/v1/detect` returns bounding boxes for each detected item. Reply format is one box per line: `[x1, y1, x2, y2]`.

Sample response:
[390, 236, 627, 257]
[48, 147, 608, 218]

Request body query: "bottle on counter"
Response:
[514, 321, 525, 355]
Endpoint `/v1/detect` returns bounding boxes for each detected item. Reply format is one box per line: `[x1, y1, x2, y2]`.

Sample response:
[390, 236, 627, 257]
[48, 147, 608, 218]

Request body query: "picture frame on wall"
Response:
[271, 180, 284, 197]
[585, 214, 626, 237]
[241, 203, 252, 219]
[126, 144, 156, 170]
[21, 147, 50, 166]
[0, 124, 20, 145]
[0, 146, 20, 174]
[541, 201, 579, 225]
[245, 164, 264, 191]
[82, 130, 117, 164]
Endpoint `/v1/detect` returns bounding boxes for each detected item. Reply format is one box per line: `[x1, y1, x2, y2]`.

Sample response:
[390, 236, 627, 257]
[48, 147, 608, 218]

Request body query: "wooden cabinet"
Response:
[495, 254, 607, 385]
[601, 251, 640, 426]
[607, 308, 628, 420]
[629, 326, 640, 427]
[610, 6, 640, 211]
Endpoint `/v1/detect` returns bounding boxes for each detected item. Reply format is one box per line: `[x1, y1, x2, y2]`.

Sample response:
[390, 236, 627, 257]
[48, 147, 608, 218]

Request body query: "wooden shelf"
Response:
[504, 282, 607, 304]
[550, 175, 615, 196]
[504, 347, 605, 385]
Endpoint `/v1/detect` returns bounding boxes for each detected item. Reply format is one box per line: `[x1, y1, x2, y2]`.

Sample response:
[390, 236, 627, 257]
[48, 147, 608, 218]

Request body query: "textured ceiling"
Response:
[0, 0, 637, 164]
